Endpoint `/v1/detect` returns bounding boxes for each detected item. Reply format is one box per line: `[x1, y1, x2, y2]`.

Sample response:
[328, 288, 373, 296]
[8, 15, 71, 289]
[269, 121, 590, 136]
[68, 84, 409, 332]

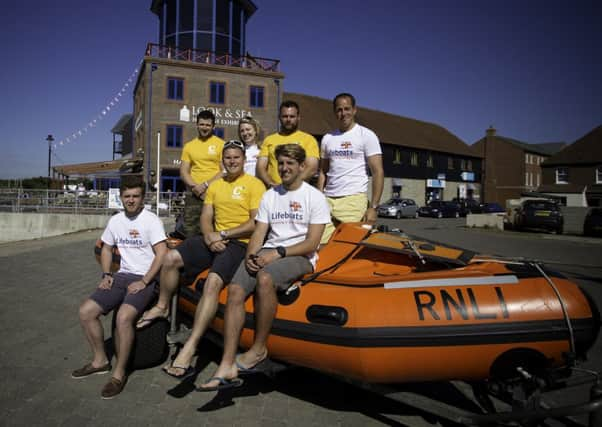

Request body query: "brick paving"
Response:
[1, 226, 600, 426]
[0, 231, 455, 427]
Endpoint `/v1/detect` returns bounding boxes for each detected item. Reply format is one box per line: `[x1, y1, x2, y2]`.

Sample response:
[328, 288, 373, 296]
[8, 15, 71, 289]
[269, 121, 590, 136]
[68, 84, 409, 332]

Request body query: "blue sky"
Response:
[1, 0, 600, 179]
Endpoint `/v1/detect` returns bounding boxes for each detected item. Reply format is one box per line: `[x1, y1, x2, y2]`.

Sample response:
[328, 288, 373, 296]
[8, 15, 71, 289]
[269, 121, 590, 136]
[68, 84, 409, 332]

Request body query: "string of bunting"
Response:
[52, 64, 141, 150]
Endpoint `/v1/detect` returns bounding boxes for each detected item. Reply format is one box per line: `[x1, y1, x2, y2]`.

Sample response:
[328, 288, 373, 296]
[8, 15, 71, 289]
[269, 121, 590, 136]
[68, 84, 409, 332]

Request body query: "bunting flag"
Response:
[52, 64, 141, 150]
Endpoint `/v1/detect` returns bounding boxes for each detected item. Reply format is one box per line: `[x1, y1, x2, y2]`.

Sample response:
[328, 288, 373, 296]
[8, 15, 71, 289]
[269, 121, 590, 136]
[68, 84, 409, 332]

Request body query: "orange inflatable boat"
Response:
[175, 223, 599, 386]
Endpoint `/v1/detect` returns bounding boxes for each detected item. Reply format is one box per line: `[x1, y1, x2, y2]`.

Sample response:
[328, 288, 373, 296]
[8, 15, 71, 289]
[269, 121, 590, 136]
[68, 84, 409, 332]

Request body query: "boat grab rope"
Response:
[531, 262, 576, 358]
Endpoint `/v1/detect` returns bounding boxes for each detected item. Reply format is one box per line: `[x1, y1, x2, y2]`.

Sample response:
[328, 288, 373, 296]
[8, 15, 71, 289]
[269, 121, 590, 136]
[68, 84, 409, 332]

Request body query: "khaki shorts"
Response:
[230, 249, 313, 297]
[320, 193, 368, 244]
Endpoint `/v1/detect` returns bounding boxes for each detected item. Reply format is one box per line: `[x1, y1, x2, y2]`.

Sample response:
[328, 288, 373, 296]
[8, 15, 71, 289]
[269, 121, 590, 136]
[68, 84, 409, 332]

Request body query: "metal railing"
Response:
[0, 188, 184, 218]
[145, 43, 281, 72]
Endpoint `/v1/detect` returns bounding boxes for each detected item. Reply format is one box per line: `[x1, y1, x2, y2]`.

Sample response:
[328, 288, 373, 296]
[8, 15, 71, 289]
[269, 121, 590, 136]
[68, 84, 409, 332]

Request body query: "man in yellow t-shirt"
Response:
[138, 140, 265, 379]
[256, 100, 320, 188]
[180, 109, 225, 237]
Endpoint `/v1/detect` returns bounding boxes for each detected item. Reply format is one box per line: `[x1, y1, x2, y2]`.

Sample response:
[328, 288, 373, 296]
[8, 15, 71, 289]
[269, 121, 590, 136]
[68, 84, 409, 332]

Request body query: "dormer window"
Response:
[555, 168, 568, 184]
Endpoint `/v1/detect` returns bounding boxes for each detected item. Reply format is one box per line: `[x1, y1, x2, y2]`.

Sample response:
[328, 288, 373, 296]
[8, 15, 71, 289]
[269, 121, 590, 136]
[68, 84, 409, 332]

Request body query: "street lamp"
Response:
[46, 134, 54, 188]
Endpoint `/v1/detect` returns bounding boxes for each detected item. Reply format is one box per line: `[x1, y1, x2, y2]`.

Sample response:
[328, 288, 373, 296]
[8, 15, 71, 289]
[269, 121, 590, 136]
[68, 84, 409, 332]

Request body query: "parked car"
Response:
[453, 198, 482, 216]
[480, 202, 506, 214]
[583, 207, 602, 237]
[417, 200, 461, 218]
[513, 200, 563, 234]
[377, 198, 418, 219]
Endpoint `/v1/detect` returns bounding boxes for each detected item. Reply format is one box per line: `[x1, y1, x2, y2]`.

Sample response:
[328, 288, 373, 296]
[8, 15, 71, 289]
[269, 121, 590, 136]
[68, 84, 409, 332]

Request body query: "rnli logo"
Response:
[129, 229, 140, 239]
[232, 186, 244, 200]
[208, 145, 217, 155]
[290, 201, 302, 212]
[340, 141, 352, 149]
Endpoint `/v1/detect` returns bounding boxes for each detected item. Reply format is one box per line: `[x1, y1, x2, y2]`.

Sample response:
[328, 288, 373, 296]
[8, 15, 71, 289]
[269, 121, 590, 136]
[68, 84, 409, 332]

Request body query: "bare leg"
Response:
[165, 273, 224, 375]
[79, 299, 110, 367]
[199, 284, 247, 388]
[236, 271, 273, 368]
[111, 304, 138, 381]
[138, 249, 183, 326]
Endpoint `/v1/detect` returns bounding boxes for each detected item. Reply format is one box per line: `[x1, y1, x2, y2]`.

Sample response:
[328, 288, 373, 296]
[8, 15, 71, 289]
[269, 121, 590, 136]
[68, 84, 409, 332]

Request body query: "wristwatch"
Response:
[102, 272, 113, 279]
[276, 246, 286, 258]
[219, 230, 228, 239]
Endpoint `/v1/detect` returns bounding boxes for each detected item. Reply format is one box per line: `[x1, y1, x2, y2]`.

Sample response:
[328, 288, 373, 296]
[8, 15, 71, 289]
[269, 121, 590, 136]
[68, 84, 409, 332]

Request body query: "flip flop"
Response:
[235, 354, 263, 374]
[136, 309, 168, 329]
[196, 376, 243, 392]
[162, 364, 196, 380]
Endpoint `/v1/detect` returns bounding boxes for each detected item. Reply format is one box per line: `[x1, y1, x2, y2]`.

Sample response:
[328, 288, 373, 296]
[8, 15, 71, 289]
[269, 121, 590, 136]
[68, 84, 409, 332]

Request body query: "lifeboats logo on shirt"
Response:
[117, 230, 143, 246]
[328, 141, 354, 159]
[231, 186, 244, 200]
[271, 200, 304, 221]
[208, 145, 217, 155]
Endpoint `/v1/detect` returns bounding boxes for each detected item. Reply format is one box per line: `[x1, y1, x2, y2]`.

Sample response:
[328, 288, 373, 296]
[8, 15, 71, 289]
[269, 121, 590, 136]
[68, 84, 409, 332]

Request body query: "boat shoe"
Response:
[71, 362, 111, 379]
[101, 377, 127, 399]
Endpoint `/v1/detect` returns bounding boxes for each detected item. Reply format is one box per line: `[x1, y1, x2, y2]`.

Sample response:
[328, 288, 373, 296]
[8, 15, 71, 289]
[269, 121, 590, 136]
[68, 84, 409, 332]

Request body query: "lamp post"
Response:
[46, 134, 54, 188]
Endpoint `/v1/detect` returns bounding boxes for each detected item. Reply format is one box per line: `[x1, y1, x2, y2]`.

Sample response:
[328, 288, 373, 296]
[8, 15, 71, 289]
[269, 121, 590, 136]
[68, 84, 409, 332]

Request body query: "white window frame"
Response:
[556, 168, 568, 184]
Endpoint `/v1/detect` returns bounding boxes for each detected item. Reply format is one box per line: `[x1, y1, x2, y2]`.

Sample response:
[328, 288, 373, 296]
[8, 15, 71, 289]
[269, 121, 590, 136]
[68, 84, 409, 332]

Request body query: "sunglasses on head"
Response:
[224, 140, 245, 150]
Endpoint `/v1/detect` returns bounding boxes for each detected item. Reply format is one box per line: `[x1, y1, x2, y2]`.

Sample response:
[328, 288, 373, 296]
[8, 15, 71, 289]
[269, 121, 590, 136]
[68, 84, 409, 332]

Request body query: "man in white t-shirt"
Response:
[72, 177, 167, 399]
[198, 144, 330, 391]
[317, 93, 384, 243]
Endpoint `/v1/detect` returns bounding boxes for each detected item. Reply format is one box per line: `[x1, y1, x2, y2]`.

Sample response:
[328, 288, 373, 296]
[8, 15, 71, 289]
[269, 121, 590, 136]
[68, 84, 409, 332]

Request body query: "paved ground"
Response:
[1, 220, 601, 426]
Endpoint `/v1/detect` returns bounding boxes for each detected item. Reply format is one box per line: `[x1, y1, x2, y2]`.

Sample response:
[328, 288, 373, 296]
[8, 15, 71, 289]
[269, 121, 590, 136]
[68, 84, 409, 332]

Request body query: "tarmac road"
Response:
[0, 219, 600, 427]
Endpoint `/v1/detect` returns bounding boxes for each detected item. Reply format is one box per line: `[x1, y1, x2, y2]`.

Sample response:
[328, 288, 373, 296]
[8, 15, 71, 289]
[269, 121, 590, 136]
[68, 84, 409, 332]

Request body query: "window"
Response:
[410, 152, 418, 166]
[525, 172, 529, 186]
[167, 78, 184, 100]
[210, 81, 225, 104]
[426, 154, 433, 168]
[467, 160, 473, 171]
[460, 159, 466, 170]
[214, 127, 225, 138]
[393, 149, 401, 165]
[597, 167, 602, 184]
[448, 157, 454, 170]
[525, 153, 530, 164]
[166, 125, 183, 148]
[536, 173, 540, 187]
[555, 168, 568, 184]
[250, 86, 264, 108]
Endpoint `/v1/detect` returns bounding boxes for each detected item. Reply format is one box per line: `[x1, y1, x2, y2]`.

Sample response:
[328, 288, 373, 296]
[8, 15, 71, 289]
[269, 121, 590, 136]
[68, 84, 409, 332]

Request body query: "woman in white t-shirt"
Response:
[238, 116, 262, 176]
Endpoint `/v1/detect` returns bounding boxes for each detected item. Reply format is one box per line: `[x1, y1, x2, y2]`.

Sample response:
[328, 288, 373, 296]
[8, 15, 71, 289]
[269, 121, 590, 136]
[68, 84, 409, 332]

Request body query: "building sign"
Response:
[108, 188, 123, 209]
[179, 105, 252, 127]
[427, 179, 446, 188]
[461, 172, 475, 181]
[437, 173, 446, 180]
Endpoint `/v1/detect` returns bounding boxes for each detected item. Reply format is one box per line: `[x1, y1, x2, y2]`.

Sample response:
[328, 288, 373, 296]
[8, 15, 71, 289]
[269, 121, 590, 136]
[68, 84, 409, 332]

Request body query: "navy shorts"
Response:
[175, 235, 247, 284]
[89, 272, 157, 314]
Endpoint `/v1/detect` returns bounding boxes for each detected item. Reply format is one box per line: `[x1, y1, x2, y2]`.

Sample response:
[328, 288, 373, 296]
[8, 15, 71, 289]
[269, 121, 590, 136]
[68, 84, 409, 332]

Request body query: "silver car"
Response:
[377, 198, 419, 219]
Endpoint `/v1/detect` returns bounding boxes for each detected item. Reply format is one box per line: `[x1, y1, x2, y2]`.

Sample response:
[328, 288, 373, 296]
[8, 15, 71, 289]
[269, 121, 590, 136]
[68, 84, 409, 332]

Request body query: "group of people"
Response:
[73, 93, 384, 398]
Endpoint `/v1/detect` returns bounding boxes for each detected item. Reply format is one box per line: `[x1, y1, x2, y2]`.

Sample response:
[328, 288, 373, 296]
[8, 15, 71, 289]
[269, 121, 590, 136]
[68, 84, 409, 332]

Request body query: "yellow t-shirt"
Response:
[204, 174, 266, 243]
[181, 135, 225, 184]
[259, 130, 320, 184]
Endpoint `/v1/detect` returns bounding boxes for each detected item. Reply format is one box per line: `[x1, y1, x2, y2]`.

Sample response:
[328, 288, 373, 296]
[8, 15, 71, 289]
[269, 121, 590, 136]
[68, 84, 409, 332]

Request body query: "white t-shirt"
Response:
[320, 124, 382, 197]
[244, 144, 260, 176]
[101, 209, 167, 275]
[256, 182, 330, 267]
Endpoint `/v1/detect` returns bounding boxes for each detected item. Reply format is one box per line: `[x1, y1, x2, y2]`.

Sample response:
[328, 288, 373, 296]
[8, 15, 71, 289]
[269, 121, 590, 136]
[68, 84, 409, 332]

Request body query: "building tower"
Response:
[132, 0, 282, 192]
[150, 0, 256, 56]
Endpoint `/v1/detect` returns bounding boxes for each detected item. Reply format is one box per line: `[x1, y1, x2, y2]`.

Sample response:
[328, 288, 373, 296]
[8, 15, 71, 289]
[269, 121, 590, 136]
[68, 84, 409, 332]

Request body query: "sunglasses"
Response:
[224, 139, 245, 151]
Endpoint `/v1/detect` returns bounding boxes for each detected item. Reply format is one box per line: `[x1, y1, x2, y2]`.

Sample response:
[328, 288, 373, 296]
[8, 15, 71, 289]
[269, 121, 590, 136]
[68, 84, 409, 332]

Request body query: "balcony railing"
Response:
[145, 43, 280, 72]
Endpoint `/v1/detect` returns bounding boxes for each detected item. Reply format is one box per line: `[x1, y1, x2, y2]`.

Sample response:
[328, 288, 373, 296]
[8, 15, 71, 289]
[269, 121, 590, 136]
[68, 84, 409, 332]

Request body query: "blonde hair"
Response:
[238, 116, 262, 147]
